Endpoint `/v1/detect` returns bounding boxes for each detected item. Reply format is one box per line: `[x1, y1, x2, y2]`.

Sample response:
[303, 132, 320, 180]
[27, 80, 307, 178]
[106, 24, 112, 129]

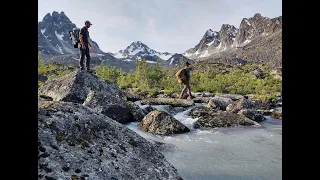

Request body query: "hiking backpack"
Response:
[175, 68, 187, 84]
[69, 28, 81, 48]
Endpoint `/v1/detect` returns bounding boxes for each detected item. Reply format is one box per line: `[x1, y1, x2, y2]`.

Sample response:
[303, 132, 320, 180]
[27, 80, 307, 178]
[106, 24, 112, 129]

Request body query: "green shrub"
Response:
[94, 63, 121, 83]
[38, 53, 282, 100]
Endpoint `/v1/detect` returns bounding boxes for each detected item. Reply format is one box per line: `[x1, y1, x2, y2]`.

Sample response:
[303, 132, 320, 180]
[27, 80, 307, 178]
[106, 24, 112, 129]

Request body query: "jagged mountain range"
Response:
[183, 13, 282, 67]
[38, 12, 282, 69]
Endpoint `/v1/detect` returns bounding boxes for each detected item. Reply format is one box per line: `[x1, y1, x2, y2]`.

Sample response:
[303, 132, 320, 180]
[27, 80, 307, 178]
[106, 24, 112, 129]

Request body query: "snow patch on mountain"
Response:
[245, 19, 251, 26]
[146, 61, 157, 64]
[113, 52, 125, 59]
[199, 50, 210, 57]
[157, 53, 172, 60]
[243, 39, 252, 44]
[169, 58, 175, 65]
[41, 29, 49, 38]
[55, 31, 64, 40]
[56, 44, 64, 54]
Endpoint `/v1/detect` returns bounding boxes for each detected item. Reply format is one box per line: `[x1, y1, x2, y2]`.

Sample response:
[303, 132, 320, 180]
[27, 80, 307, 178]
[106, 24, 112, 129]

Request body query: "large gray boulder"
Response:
[83, 91, 133, 123]
[127, 101, 148, 122]
[189, 107, 258, 129]
[139, 110, 190, 136]
[238, 109, 266, 122]
[226, 98, 254, 113]
[38, 101, 183, 180]
[208, 96, 233, 110]
[38, 71, 145, 123]
[38, 71, 126, 103]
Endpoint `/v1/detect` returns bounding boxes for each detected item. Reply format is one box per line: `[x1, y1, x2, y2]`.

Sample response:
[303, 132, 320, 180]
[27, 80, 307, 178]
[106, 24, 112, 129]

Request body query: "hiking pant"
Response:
[180, 79, 192, 98]
[80, 45, 91, 70]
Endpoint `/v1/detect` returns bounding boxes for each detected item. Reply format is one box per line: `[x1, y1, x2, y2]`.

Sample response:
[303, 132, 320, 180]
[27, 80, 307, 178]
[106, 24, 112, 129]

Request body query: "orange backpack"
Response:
[175, 68, 187, 84]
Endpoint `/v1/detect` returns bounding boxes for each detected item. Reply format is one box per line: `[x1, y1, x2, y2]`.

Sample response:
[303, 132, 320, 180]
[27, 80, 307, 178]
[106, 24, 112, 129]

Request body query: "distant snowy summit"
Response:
[111, 41, 173, 62]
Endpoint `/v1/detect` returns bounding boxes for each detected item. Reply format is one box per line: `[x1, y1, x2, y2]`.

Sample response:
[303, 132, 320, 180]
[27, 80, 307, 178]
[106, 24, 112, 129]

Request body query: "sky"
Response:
[38, 0, 282, 54]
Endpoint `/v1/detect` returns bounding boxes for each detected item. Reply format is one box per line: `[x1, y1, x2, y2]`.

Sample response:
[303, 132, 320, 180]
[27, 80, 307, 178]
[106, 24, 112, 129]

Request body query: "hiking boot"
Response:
[179, 94, 188, 99]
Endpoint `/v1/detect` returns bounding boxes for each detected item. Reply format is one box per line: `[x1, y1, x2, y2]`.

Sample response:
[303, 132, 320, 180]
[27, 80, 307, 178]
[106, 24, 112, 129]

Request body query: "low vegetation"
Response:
[38, 52, 75, 87]
[38, 52, 282, 103]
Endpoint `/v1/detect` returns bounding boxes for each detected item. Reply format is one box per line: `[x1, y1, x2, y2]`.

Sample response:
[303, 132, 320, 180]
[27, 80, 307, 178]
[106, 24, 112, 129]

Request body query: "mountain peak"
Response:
[134, 41, 142, 44]
[38, 11, 103, 56]
[221, 24, 234, 28]
[52, 11, 59, 17]
[205, 29, 218, 37]
[254, 13, 262, 18]
[113, 41, 173, 61]
[43, 13, 52, 21]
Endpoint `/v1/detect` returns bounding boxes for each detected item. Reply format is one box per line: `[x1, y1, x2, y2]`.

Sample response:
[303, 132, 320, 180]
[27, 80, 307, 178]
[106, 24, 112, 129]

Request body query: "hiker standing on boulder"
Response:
[177, 62, 195, 99]
[79, 20, 94, 72]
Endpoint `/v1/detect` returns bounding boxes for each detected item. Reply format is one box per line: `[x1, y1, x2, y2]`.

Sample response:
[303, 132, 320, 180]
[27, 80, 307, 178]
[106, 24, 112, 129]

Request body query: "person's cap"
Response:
[85, 20, 92, 25]
[185, 62, 191, 66]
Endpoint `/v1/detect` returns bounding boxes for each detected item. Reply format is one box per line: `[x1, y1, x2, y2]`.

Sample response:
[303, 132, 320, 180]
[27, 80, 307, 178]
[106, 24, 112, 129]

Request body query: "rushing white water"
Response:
[127, 102, 282, 180]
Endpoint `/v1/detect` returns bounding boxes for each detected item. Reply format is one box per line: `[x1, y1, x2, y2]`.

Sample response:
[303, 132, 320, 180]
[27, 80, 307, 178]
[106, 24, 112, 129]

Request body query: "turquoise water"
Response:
[126, 103, 282, 180]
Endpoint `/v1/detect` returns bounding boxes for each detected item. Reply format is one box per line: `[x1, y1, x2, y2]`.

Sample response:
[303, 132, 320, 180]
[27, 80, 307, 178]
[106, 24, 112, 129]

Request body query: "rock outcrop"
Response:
[83, 91, 133, 123]
[139, 110, 190, 135]
[38, 101, 183, 180]
[127, 101, 148, 122]
[38, 71, 126, 103]
[38, 71, 145, 123]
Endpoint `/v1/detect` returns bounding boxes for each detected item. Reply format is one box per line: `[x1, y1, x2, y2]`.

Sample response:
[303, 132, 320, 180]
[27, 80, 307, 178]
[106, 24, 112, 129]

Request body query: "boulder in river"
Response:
[139, 110, 190, 135]
[208, 96, 233, 110]
[127, 101, 148, 122]
[226, 98, 254, 113]
[238, 109, 266, 122]
[190, 107, 258, 129]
